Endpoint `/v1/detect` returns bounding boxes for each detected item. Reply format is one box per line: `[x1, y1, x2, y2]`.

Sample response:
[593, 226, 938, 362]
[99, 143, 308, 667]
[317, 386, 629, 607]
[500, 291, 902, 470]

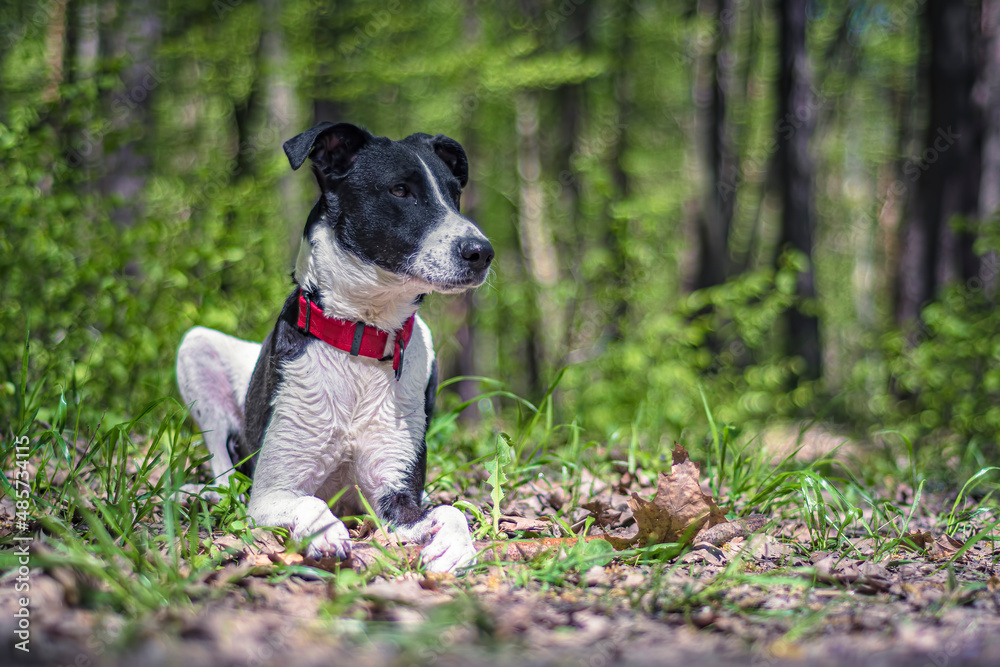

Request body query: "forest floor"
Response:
[1, 425, 999, 667]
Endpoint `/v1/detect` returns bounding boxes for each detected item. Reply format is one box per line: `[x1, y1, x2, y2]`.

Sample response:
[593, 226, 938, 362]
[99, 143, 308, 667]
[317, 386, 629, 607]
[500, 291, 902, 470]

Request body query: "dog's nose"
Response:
[459, 237, 494, 272]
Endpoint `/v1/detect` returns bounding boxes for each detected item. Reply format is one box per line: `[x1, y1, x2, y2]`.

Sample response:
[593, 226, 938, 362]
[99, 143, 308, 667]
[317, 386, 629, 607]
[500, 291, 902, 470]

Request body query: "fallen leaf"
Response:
[498, 514, 552, 534]
[272, 552, 304, 567]
[902, 531, 966, 561]
[695, 514, 767, 546]
[581, 499, 624, 529]
[627, 444, 727, 546]
[902, 530, 933, 551]
[248, 554, 272, 567]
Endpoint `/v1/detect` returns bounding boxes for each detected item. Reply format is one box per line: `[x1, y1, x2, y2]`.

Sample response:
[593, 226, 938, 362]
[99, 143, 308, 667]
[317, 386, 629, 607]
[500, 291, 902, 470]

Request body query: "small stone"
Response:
[691, 605, 715, 628]
[584, 566, 611, 587]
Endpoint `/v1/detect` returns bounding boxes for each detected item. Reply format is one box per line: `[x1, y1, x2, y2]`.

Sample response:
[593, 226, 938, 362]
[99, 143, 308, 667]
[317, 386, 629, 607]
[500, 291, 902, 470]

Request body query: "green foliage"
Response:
[848, 220, 1000, 465]
[487, 432, 513, 537]
[0, 0, 996, 556]
[565, 252, 806, 450]
[526, 534, 615, 587]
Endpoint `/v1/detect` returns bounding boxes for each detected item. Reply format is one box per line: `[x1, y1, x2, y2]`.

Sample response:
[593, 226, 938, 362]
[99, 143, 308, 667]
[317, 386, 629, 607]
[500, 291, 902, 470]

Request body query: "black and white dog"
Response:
[175, 122, 493, 573]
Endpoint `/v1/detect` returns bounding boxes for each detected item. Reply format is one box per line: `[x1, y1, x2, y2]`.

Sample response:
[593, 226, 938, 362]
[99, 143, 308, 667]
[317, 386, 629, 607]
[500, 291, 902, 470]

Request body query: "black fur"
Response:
[234, 123, 488, 536]
[377, 489, 426, 527]
[236, 289, 310, 478]
[424, 358, 438, 432]
[284, 122, 482, 283]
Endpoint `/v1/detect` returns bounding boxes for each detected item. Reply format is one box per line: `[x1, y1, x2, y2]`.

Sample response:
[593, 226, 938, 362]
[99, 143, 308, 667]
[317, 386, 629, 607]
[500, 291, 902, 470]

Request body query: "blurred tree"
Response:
[4, 0, 1000, 457]
[896, 0, 983, 327]
[98, 0, 161, 227]
[694, 0, 737, 291]
[776, 0, 821, 380]
[977, 0, 1000, 297]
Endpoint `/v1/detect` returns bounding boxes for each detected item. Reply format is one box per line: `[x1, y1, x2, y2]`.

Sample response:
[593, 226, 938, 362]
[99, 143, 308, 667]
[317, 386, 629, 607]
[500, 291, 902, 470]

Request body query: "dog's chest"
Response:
[269, 337, 429, 501]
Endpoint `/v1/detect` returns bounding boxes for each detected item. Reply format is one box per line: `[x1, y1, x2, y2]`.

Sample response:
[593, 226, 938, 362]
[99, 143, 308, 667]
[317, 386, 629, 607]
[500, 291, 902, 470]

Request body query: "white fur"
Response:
[177, 153, 487, 572]
[395, 505, 477, 573]
[296, 224, 429, 331]
[246, 317, 434, 558]
[404, 156, 491, 291]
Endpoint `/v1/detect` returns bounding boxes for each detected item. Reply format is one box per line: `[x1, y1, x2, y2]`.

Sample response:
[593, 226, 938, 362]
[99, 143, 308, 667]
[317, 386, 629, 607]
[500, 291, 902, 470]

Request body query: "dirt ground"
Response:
[3, 502, 999, 667]
[2, 442, 998, 667]
[2, 559, 1000, 667]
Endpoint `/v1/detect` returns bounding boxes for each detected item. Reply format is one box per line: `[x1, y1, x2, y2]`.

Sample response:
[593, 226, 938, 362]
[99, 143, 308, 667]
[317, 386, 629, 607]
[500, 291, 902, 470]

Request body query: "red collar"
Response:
[296, 290, 416, 381]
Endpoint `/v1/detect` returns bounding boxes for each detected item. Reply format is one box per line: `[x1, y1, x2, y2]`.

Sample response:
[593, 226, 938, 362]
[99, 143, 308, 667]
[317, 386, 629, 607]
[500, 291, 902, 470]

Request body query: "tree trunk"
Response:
[896, 0, 983, 325]
[695, 0, 736, 290]
[777, 0, 822, 380]
[978, 0, 1000, 296]
[97, 0, 161, 227]
[515, 90, 557, 399]
[603, 2, 634, 343]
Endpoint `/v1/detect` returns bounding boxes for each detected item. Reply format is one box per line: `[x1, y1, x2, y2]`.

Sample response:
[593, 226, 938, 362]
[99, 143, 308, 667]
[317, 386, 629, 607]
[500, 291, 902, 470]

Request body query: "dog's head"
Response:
[284, 122, 494, 295]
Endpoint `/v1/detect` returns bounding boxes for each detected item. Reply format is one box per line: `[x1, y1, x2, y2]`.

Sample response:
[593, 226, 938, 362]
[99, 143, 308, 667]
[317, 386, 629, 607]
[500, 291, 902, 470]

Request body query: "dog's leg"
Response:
[245, 398, 354, 559]
[175, 326, 260, 503]
[248, 489, 352, 559]
[391, 504, 477, 573]
[371, 467, 476, 573]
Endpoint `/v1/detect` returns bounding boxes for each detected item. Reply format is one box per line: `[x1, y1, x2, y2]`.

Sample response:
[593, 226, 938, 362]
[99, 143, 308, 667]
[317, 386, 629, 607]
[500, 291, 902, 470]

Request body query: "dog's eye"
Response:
[389, 184, 409, 198]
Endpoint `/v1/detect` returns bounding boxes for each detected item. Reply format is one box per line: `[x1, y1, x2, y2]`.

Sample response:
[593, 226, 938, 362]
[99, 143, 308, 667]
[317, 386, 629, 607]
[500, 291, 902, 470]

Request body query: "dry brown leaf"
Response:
[695, 514, 767, 546]
[498, 515, 552, 534]
[272, 552, 304, 567]
[929, 534, 966, 561]
[627, 444, 727, 547]
[247, 554, 272, 567]
[902, 531, 966, 561]
[936, 534, 964, 552]
[581, 500, 624, 529]
[627, 494, 675, 546]
[902, 530, 933, 551]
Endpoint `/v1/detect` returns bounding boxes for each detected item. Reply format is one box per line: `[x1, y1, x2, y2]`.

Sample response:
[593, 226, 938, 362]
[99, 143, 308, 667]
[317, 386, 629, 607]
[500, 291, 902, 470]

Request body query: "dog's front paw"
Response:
[419, 505, 477, 573]
[291, 497, 352, 560]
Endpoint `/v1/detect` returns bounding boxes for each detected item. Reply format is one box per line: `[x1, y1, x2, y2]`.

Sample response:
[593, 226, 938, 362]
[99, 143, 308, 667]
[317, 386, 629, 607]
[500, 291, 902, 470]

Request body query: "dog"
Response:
[175, 122, 493, 573]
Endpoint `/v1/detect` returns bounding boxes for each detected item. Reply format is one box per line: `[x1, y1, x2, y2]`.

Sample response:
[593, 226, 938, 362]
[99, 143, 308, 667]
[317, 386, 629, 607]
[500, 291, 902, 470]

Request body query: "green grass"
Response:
[2, 339, 999, 659]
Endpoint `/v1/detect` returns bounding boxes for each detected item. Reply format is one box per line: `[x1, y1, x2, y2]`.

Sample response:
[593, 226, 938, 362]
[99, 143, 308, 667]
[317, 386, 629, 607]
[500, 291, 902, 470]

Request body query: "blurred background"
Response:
[2, 0, 998, 466]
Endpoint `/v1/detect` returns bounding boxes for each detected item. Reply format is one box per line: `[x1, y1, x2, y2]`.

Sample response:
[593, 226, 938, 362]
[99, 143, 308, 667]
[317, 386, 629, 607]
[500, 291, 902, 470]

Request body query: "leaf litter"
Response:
[3, 443, 1000, 667]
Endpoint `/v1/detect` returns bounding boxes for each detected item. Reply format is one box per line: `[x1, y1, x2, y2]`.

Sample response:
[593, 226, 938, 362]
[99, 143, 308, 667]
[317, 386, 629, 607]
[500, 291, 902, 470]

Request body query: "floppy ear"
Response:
[282, 122, 369, 185]
[406, 132, 470, 187]
[429, 135, 469, 187]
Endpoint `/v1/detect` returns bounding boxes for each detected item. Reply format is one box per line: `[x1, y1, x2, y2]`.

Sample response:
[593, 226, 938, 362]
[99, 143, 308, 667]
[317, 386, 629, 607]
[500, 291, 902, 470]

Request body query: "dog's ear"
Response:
[429, 135, 469, 187]
[283, 122, 368, 183]
[407, 133, 469, 187]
